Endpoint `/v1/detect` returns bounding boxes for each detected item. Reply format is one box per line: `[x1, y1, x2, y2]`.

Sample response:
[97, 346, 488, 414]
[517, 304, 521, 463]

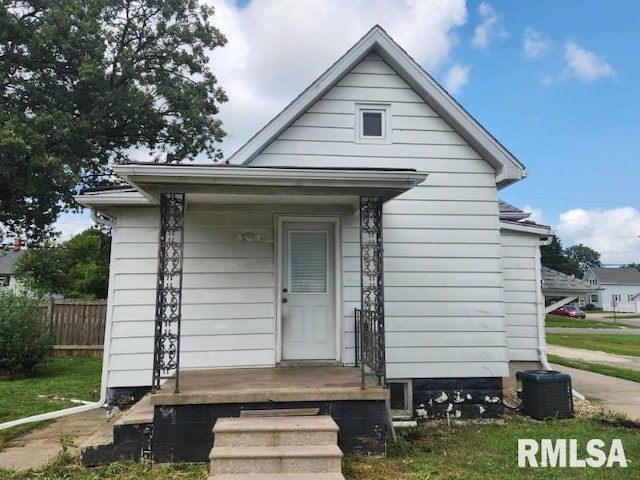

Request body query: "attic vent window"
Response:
[355, 104, 391, 143]
[362, 111, 383, 137]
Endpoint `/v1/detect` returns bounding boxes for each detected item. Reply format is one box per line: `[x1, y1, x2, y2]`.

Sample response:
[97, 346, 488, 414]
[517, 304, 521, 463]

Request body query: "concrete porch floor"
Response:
[149, 366, 387, 406]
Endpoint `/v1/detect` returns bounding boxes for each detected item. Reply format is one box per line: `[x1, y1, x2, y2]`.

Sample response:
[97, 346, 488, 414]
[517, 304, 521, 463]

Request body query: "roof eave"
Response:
[112, 164, 428, 203]
[500, 220, 551, 236]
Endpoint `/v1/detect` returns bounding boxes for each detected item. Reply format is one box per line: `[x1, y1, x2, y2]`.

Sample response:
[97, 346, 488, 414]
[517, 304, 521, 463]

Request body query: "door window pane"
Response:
[290, 232, 327, 293]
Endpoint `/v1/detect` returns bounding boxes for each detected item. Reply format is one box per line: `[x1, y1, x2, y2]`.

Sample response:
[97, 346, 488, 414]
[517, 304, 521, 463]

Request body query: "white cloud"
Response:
[556, 207, 640, 265]
[522, 205, 546, 226]
[564, 41, 615, 82]
[523, 28, 551, 59]
[472, 2, 507, 49]
[208, 0, 468, 158]
[442, 63, 471, 95]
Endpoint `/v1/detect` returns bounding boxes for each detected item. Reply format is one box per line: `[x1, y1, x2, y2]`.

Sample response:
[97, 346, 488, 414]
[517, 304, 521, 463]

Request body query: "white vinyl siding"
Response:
[500, 230, 542, 361]
[251, 53, 508, 379]
[106, 207, 277, 388]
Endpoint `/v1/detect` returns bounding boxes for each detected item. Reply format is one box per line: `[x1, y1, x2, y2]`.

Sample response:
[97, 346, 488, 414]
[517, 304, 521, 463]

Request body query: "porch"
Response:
[150, 365, 387, 405]
[97, 164, 427, 463]
[106, 366, 388, 464]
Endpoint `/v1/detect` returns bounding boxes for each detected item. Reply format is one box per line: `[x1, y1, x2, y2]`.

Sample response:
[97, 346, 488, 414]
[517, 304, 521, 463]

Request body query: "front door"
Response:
[281, 221, 336, 360]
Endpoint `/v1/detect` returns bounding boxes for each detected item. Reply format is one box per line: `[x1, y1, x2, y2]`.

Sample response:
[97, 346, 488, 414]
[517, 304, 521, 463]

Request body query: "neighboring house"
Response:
[0, 246, 25, 294]
[541, 266, 598, 312]
[76, 26, 553, 461]
[583, 267, 640, 312]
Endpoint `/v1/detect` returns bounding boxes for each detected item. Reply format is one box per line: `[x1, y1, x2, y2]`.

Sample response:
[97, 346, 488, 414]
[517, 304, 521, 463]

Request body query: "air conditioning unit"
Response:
[516, 370, 574, 420]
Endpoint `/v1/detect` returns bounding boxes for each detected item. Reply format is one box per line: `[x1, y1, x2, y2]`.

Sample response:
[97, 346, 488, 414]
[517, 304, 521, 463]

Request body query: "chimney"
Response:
[13, 238, 21, 252]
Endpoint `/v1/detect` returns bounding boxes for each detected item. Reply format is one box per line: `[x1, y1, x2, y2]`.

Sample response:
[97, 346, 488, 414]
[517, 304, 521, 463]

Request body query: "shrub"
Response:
[584, 303, 596, 311]
[0, 293, 55, 375]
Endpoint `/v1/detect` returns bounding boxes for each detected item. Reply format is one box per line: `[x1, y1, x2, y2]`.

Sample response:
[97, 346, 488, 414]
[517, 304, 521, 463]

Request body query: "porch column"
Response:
[359, 196, 385, 385]
[152, 193, 186, 393]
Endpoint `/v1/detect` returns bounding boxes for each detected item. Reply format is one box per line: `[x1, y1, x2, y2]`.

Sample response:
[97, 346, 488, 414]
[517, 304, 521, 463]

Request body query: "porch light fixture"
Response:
[236, 232, 261, 243]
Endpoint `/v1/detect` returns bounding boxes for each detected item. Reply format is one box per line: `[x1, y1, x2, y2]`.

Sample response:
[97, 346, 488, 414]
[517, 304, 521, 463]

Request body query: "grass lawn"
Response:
[545, 314, 637, 329]
[548, 354, 640, 383]
[546, 333, 640, 357]
[0, 356, 102, 448]
[2, 412, 638, 479]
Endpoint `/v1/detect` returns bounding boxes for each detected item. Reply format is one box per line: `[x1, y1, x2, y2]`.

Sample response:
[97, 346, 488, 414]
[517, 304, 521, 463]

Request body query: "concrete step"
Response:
[113, 394, 154, 426]
[213, 416, 338, 447]
[209, 474, 345, 480]
[209, 445, 343, 475]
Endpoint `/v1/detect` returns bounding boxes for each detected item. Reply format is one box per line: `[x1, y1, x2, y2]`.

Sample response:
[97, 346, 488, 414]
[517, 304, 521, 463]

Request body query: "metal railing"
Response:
[355, 308, 385, 389]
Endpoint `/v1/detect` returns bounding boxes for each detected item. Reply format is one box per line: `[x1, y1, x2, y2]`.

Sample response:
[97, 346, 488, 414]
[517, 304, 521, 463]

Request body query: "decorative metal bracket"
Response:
[359, 196, 385, 387]
[152, 193, 185, 393]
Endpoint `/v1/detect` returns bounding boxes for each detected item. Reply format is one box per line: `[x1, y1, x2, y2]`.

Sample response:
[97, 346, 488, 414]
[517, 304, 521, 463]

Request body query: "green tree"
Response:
[565, 243, 602, 273]
[541, 237, 583, 278]
[14, 228, 111, 299]
[623, 263, 640, 271]
[1, 0, 227, 242]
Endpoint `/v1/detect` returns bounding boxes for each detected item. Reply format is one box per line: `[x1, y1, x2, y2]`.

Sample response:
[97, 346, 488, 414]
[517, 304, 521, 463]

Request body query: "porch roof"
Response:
[114, 163, 426, 202]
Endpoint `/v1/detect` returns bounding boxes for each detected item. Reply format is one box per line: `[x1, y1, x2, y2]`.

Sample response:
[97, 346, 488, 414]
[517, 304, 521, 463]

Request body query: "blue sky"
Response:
[58, 0, 640, 264]
[454, 1, 640, 265]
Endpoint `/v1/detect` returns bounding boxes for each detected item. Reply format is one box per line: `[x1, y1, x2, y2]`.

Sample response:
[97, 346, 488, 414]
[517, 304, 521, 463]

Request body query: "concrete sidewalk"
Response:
[550, 364, 640, 421]
[547, 344, 640, 371]
[0, 408, 112, 471]
[547, 343, 640, 421]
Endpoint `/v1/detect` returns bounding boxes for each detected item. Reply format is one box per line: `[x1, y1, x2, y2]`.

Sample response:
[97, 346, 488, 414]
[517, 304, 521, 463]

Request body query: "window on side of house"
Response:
[0, 275, 9, 287]
[589, 294, 599, 303]
[355, 104, 390, 143]
[387, 380, 412, 418]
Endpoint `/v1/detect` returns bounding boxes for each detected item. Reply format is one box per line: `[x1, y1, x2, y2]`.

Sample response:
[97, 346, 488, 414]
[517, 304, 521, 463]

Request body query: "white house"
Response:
[77, 26, 552, 462]
[583, 267, 640, 312]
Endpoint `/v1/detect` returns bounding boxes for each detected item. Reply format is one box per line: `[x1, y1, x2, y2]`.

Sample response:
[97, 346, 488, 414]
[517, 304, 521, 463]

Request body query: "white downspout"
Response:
[536, 236, 585, 400]
[0, 210, 118, 431]
[0, 365, 110, 431]
[536, 236, 553, 371]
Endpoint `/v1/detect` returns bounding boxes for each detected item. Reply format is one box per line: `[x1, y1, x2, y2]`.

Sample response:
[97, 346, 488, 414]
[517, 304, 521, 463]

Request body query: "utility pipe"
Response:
[535, 235, 585, 401]
[0, 212, 118, 430]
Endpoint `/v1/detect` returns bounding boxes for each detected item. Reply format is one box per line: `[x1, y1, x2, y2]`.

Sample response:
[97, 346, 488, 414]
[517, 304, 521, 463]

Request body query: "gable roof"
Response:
[590, 267, 640, 285]
[0, 250, 25, 275]
[227, 25, 526, 189]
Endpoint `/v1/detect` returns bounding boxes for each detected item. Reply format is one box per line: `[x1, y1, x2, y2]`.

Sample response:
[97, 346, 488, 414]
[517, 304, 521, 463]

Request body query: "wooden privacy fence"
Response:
[44, 299, 107, 357]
